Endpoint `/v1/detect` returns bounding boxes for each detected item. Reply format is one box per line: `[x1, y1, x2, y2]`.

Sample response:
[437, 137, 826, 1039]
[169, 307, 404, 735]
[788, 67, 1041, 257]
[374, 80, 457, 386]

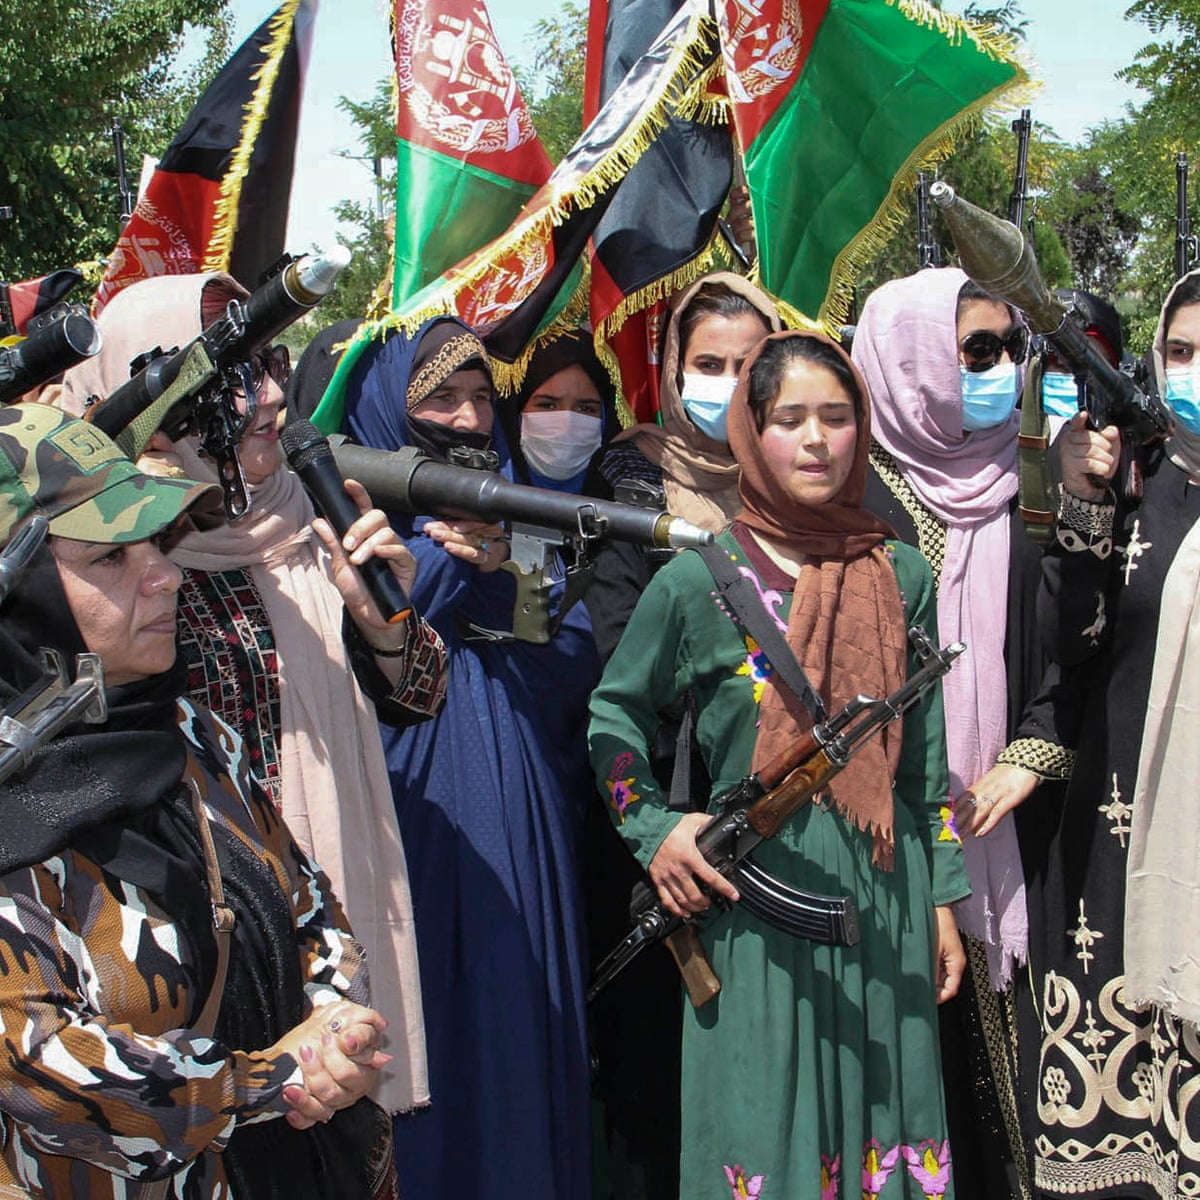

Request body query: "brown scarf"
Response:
[728, 330, 907, 866]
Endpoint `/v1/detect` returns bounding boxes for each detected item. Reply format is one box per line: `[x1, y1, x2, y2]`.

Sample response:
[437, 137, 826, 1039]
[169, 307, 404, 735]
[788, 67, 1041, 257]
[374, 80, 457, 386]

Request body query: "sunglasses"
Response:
[247, 344, 291, 393]
[959, 326, 1029, 373]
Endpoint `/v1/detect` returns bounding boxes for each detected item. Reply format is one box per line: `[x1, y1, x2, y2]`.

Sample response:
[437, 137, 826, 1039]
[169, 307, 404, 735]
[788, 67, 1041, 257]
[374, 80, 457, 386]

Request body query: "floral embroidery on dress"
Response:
[736, 635, 773, 703]
[937, 802, 961, 843]
[862, 1141, 900, 1195]
[723, 1163, 766, 1198]
[820, 1151, 840, 1198]
[605, 751, 641, 824]
[900, 1140, 951, 1198]
[735, 564, 788, 634]
[1118, 517, 1152, 585]
[1068, 898, 1104, 975]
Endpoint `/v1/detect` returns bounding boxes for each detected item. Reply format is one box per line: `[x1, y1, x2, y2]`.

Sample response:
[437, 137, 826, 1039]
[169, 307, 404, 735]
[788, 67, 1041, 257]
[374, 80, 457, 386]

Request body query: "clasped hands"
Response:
[275, 1000, 390, 1129]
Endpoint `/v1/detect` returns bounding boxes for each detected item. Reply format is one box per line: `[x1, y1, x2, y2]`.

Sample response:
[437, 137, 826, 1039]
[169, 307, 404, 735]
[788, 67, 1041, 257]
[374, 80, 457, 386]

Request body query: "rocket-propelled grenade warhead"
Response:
[929, 181, 1172, 447]
[929, 180, 1062, 331]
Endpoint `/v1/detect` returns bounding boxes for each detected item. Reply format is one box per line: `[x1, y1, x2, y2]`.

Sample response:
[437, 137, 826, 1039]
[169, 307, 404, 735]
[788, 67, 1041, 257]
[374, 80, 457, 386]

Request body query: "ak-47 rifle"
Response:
[1176, 152, 1198, 281]
[915, 172, 942, 270]
[588, 627, 964, 1007]
[111, 118, 135, 227]
[1009, 108, 1033, 239]
[84, 248, 349, 521]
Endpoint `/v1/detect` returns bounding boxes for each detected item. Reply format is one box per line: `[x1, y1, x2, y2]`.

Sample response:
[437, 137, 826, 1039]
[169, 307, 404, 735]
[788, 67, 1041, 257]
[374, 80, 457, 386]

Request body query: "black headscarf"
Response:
[284, 318, 363, 425]
[0, 547, 187, 873]
[499, 329, 620, 498]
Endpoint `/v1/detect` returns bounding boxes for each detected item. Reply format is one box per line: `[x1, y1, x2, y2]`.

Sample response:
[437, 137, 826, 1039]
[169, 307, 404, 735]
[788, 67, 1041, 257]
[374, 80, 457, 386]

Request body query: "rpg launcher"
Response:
[328, 439, 713, 644]
[929, 181, 1171, 499]
[588, 627, 964, 1008]
[85, 248, 350, 521]
[0, 308, 101, 405]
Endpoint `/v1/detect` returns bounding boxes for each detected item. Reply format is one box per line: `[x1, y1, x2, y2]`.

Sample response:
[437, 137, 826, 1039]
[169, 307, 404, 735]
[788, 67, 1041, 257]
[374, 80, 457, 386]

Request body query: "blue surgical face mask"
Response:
[1041, 371, 1081, 420]
[960, 362, 1019, 431]
[1165, 367, 1200, 434]
[680, 372, 738, 442]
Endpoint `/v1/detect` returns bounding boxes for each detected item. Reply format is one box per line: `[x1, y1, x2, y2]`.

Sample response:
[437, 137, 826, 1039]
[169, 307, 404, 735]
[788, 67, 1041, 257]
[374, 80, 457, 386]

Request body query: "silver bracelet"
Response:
[1055, 484, 1114, 559]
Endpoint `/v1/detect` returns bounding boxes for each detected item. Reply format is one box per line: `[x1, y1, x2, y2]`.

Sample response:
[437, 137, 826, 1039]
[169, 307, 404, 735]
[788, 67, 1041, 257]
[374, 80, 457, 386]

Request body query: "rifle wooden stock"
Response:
[664, 926, 722, 1007]
[746, 748, 836, 841]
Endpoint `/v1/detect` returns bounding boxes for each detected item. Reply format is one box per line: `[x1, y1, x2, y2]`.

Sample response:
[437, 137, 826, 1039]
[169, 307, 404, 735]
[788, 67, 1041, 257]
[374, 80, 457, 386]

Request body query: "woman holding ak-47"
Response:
[589, 328, 969, 1199]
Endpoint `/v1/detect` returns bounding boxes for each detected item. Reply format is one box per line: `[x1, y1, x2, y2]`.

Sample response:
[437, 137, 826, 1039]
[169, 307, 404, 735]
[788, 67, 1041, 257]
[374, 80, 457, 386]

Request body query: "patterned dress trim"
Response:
[378, 615, 448, 716]
[870, 444, 948, 584]
[1033, 972, 1200, 1197]
[995, 736, 1075, 780]
[178, 567, 283, 807]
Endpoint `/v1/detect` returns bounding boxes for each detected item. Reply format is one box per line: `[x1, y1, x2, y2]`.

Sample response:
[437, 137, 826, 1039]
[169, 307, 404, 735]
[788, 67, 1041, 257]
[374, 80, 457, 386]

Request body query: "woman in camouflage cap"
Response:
[0, 404, 397, 1199]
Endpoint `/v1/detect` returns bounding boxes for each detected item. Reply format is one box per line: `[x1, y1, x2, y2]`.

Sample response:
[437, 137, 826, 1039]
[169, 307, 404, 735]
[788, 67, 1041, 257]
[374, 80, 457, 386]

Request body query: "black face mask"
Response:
[406, 412, 494, 463]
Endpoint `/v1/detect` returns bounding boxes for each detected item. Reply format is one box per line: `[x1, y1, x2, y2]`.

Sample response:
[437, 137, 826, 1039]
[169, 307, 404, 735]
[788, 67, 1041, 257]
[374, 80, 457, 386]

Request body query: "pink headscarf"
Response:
[853, 267, 1026, 988]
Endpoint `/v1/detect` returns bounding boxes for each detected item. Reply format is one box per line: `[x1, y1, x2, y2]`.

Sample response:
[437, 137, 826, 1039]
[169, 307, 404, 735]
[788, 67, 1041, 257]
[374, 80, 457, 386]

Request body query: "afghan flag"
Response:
[586, 1, 733, 424]
[724, 0, 1028, 326]
[311, 3, 717, 434]
[0, 269, 83, 339]
[93, 0, 316, 313]
[391, 0, 553, 308]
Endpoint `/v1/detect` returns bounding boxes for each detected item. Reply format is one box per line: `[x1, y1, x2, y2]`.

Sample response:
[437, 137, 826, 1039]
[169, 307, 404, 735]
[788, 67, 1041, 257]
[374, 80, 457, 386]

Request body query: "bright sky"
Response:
[218, 0, 1151, 253]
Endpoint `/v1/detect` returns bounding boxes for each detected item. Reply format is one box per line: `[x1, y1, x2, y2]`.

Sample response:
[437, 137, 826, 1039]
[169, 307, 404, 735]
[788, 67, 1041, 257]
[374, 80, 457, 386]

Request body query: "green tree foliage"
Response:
[303, 81, 396, 330]
[1032, 0, 1200, 348]
[1121, 0, 1200, 124]
[0, 0, 232, 281]
[515, 2, 587, 164]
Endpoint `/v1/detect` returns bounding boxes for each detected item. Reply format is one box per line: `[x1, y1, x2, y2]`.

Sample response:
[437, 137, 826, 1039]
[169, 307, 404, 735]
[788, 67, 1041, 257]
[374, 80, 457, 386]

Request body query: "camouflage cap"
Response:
[0, 403, 220, 547]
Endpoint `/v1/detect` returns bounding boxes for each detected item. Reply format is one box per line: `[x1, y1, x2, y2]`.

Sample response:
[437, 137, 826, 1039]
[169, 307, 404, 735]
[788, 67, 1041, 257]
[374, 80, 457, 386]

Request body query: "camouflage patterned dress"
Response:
[0, 698, 380, 1199]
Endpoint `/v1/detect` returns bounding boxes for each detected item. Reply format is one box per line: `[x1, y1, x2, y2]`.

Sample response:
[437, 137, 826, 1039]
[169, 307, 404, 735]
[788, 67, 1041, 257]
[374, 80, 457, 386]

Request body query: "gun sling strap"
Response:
[672, 543, 858, 946]
[1018, 355, 1056, 543]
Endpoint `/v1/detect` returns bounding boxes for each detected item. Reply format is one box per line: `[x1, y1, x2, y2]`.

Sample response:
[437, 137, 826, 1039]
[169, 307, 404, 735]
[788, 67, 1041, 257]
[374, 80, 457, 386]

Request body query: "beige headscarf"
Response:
[60, 274, 429, 1112]
[613, 271, 781, 531]
[1125, 271, 1200, 1023]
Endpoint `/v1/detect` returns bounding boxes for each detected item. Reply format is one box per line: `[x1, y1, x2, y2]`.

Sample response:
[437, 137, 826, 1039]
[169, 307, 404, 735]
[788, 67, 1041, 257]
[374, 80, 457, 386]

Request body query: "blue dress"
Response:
[343, 321, 596, 1200]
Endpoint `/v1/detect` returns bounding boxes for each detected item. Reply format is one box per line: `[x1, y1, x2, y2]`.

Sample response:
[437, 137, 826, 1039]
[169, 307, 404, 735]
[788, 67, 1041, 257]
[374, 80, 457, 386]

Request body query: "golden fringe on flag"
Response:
[815, 0, 1035, 330]
[366, 12, 720, 346]
[204, 0, 303, 272]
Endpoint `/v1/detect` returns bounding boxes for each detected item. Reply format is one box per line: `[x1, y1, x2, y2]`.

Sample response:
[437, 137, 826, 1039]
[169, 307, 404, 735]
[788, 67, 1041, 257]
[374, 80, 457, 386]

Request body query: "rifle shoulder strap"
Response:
[694, 543, 826, 722]
[1017, 356, 1055, 544]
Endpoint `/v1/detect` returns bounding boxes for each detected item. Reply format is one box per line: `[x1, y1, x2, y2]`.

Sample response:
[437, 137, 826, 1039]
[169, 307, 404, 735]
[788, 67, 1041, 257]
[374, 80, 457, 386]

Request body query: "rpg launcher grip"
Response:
[85, 249, 350, 521]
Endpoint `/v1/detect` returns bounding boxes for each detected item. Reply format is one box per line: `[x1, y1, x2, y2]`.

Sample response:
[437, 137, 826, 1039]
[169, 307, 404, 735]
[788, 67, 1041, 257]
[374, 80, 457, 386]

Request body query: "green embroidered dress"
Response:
[589, 531, 970, 1200]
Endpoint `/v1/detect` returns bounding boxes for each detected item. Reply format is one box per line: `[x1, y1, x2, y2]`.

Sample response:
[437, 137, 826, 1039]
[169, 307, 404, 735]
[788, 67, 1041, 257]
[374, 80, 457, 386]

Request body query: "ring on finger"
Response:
[328, 1017, 343, 1033]
[479, 538, 490, 554]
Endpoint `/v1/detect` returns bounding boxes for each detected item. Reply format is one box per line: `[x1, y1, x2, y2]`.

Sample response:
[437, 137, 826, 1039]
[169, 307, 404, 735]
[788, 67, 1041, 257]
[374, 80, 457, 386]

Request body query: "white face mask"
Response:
[680, 372, 738, 442]
[520, 410, 603, 481]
